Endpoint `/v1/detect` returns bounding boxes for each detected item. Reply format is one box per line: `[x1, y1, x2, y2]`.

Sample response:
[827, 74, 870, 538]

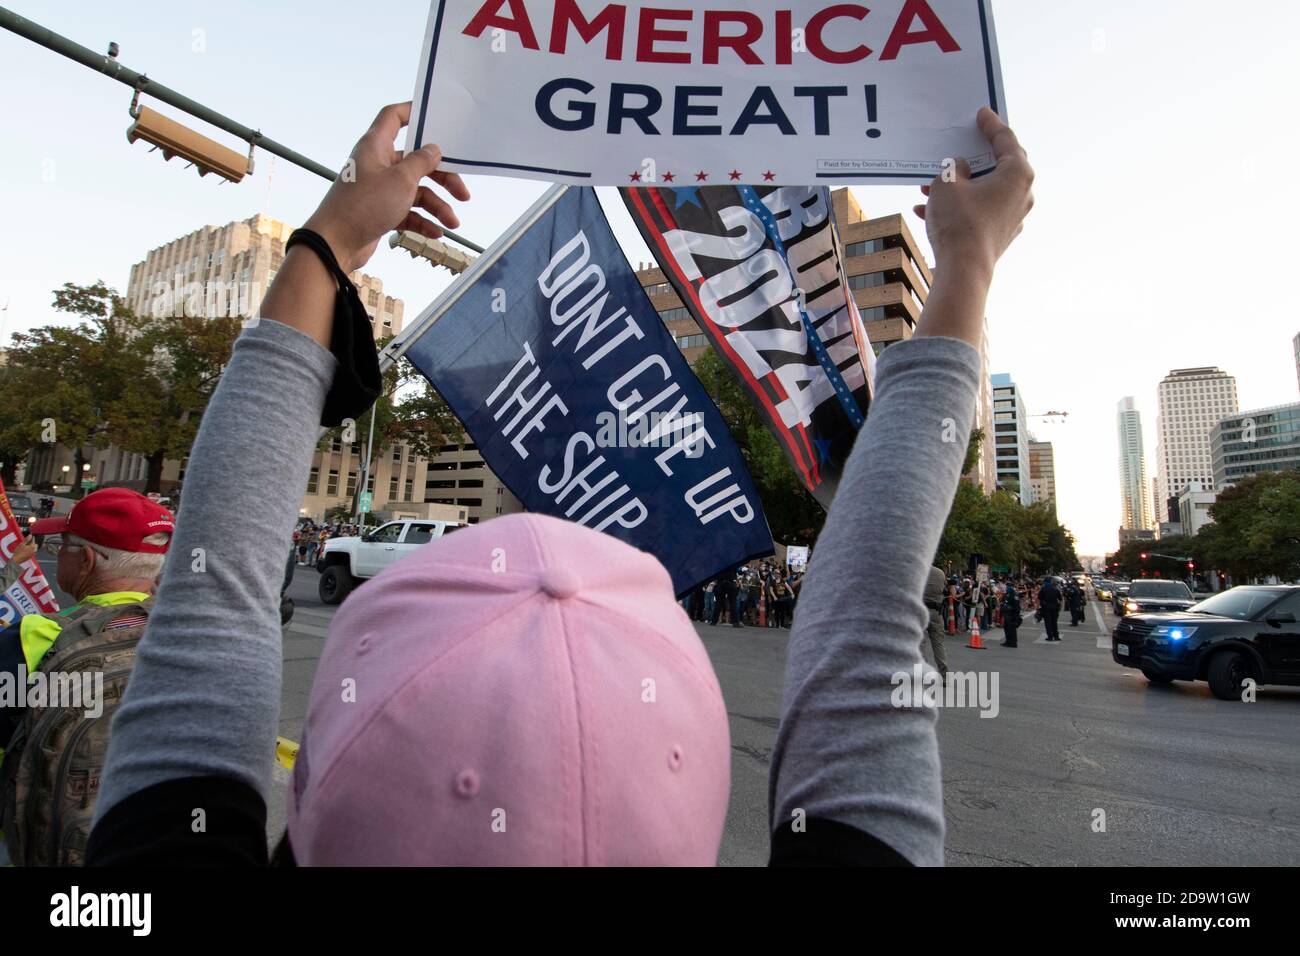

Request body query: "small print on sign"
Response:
[406, 0, 1006, 186]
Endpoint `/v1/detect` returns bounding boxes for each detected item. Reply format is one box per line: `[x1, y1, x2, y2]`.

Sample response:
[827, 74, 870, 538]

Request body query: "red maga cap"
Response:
[30, 488, 174, 554]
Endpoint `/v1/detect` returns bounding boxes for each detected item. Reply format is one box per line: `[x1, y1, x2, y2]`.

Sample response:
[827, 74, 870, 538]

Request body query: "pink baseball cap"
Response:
[288, 513, 731, 865]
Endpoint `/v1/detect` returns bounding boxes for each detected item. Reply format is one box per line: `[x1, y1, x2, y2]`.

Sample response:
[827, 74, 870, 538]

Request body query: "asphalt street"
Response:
[38, 555, 1300, 866]
[272, 573, 1300, 866]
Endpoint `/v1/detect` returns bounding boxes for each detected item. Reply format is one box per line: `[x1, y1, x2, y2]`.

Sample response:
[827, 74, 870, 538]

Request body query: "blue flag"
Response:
[403, 186, 774, 595]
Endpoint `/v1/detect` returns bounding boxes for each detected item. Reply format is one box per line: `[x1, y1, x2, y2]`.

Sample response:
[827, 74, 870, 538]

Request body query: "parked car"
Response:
[1112, 585, 1300, 699]
[1116, 579, 1196, 617]
[316, 518, 465, 605]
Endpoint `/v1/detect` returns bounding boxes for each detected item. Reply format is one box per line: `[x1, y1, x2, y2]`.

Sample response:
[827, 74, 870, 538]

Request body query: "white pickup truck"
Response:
[316, 518, 464, 604]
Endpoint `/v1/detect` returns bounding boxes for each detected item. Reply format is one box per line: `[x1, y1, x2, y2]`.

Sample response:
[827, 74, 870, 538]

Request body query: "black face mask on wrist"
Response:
[285, 228, 383, 427]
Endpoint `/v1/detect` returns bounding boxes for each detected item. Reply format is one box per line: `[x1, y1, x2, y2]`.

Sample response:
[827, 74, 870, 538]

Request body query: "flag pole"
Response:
[378, 184, 569, 374]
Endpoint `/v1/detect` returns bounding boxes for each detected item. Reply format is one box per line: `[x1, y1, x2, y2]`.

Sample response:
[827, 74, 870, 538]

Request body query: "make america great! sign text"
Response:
[407, 0, 1006, 186]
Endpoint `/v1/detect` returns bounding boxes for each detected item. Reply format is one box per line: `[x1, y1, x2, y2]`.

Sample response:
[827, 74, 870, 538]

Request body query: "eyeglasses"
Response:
[40, 536, 108, 559]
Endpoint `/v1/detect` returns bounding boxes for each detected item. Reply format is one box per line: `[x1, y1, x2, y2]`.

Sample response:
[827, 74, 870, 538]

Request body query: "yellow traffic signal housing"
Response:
[388, 230, 474, 274]
[126, 106, 250, 183]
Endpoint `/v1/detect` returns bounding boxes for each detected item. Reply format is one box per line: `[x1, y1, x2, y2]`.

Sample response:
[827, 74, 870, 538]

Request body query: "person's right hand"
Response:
[303, 102, 470, 274]
[913, 108, 1035, 283]
[11, 534, 37, 566]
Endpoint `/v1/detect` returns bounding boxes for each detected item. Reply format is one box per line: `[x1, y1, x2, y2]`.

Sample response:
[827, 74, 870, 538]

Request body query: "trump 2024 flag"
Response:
[401, 186, 774, 594]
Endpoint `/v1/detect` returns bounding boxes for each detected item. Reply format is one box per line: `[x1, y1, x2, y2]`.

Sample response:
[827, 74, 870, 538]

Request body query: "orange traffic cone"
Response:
[966, 616, 985, 649]
[946, 599, 957, 635]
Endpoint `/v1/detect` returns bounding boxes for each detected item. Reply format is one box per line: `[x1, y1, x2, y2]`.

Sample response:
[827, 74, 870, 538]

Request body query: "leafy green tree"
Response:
[106, 309, 241, 492]
[1196, 472, 1300, 581]
[0, 282, 131, 494]
[935, 479, 984, 569]
[689, 349, 824, 545]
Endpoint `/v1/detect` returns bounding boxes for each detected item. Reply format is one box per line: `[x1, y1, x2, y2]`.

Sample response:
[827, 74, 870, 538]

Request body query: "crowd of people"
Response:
[290, 520, 359, 568]
[683, 560, 806, 629]
[920, 573, 1090, 671]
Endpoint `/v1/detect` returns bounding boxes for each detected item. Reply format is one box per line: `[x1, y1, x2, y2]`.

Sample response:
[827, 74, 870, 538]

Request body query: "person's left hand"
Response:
[303, 102, 471, 274]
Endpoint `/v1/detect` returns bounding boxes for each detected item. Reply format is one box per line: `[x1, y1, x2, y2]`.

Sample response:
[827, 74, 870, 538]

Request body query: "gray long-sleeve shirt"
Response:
[92, 318, 980, 867]
[768, 335, 981, 866]
[95, 319, 336, 819]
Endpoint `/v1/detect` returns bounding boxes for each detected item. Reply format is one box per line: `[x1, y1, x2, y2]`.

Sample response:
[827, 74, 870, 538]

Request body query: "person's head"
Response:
[32, 488, 173, 601]
[288, 514, 730, 865]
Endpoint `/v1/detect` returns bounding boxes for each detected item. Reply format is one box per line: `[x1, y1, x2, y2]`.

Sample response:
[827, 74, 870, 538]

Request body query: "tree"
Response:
[962, 427, 985, 479]
[935, 479, 984, 569]
[0, 282, 131, 494]
[689, 349, 824, 545]
[936, 477, 1078, 575]
[106, 309, 241, 492]
[1196, 472, 1300, 581]
[0, 364, 35, 486]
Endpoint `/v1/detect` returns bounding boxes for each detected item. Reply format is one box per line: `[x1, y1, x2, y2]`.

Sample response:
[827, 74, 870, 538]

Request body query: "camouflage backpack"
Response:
[0, 598, 151, 866]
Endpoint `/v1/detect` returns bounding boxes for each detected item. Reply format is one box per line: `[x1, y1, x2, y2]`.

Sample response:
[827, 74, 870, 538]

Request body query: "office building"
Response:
[1177, 482, 1217, 536]
[1028, 440, 1056, 512]
[991, 373, 1033, 504]
[1210, 402, 1300, 488]
[970, 319, 997, 495]
[1116, 397, 1152, 531]
[1155, 366, 1238, 505]
[1294, 332, 1300, 396]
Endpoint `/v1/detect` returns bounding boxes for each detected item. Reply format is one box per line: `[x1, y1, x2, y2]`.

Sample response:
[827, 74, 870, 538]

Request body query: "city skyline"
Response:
[3, 0, 1300, 556]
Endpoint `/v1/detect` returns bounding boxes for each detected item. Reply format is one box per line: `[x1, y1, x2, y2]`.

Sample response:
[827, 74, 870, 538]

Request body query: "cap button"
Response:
[539, 568, 580, 600]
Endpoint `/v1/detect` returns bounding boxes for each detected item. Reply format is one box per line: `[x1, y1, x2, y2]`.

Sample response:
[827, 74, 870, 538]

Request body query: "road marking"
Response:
[1096, 634, 1111, 650]
[286, 620, 330, 637]
[293, 606, 336, 623]
[1089, 600, 1107, 634]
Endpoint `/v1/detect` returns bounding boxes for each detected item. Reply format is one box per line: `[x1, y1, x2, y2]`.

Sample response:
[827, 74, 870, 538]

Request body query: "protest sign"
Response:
[406, 0, 1005, 185]
[786, 545, 809, 571]
[0, 478, 60, 628]
[624, 183, 873, 509]
[399, 185, 774, 594]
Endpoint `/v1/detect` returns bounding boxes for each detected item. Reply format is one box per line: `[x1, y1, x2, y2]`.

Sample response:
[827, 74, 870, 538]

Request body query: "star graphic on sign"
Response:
[763, 170, 776, 182]
[672, 186, 703, 209]
[629, 171, 642, 182]
[813, 437, 835, 464]
[662, 171, 675, 183]
[729, 170, 743, 181]
[695, 170, 709, 181]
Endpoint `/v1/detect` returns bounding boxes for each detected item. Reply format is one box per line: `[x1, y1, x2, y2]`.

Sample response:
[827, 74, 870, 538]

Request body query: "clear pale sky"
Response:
[2, 1, 1298, 556]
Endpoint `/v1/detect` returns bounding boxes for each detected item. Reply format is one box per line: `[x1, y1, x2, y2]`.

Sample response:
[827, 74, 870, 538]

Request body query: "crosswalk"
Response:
[965, 598, 1113, 649]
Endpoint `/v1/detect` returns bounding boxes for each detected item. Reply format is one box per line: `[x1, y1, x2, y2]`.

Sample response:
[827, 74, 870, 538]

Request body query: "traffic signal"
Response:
[1188, 561, 1195, 570]
[127, 106, 252, 183]
[388, 231, 474, 274]
[1140, 552, 1148, 561]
